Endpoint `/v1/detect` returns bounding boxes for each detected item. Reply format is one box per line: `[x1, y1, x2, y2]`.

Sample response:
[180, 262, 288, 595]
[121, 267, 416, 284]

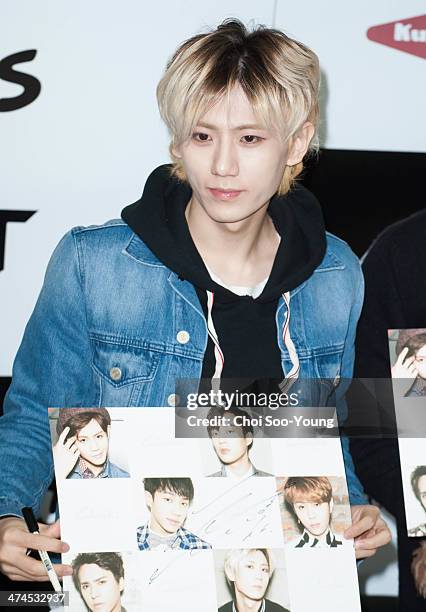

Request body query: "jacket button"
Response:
[110, 367, 122, 381]
[176, 330, 190, 344]
[167, 393, 180, 406]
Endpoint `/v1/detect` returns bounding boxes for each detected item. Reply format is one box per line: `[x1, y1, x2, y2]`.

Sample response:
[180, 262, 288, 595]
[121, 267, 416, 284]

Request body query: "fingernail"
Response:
[61, 543, 70, 553]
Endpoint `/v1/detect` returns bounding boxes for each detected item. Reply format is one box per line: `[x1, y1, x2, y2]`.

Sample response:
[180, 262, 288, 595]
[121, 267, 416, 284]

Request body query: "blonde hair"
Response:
[283, 476, 333, 505]
[224, 548, 275, 586]
[157, 19, 320, 195]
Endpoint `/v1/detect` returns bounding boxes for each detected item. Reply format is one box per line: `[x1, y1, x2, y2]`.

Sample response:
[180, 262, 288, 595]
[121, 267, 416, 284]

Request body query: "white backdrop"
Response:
[2, 0, 425, 597]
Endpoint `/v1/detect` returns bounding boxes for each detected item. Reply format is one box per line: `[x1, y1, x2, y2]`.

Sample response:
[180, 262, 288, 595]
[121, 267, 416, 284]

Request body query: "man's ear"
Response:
[225, 567, 236, 582]
[329, 498, 334, 515]
[145, 490, 154, 511]
[118, 576, 124, 593]
[171, 139, 182, 160]
[245, 432, 253, 449]
[107, 425, 111, 438]
[286, 121, 315, 167]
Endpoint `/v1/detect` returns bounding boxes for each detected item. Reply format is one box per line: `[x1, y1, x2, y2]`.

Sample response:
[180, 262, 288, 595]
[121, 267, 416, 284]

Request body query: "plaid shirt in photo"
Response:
[136, 524, 211, 550]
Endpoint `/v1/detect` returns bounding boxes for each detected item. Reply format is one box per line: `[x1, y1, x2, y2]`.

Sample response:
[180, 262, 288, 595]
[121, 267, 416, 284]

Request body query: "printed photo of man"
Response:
[391, 329, 426, 397]
[283, 476, 343, 549]
[72, 551, 126, 612]
[207, 407, 272, 480]
[53, 408, 130, 479]
[136, 477, 211, 551]
[408, 466, 426, 536]
[219, 548, 289, 612]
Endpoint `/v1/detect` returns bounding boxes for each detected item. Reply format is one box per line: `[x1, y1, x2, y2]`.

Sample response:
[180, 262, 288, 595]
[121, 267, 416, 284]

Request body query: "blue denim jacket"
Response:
[0, 219, 367, 518]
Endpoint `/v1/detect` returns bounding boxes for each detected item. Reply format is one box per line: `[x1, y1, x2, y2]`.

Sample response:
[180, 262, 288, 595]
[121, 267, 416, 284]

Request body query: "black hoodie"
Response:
[122, 164, 326, 383]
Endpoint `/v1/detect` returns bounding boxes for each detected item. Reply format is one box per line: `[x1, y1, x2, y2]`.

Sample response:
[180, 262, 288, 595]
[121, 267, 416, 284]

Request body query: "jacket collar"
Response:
[123, 232, 345, 273]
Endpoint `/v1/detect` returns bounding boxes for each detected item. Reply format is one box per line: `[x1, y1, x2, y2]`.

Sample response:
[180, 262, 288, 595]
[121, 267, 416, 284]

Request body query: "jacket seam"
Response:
[72, 220, 127, 236]
[89, 333, 205, 360]
[72, 229, 96, 368]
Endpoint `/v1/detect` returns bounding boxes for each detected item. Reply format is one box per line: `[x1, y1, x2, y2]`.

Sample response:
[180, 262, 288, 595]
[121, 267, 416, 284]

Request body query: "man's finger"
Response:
[345, 516, 375, 539]
[57, 426, 70, 444]
[356, 547, 377, 560]
[39, 520, 63, 542]
[356, 520, 391, 549]
[9, 530, 68, 554]
[396, 347, 409, 364]
[64, 435, 77, 449]
[9, 555, 73, 580]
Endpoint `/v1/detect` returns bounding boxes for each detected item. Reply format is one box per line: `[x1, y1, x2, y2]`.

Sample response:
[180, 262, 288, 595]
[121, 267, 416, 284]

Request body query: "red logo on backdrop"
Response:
[367, 14, 426, 59]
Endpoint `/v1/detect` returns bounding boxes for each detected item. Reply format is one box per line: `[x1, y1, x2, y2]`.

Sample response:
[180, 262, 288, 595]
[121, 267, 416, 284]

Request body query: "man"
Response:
[207, 407, 272, 479]
[349, 209, 426, 607]
[409, 466, 426, 537]
[283, 476, 342, 549]
[72, 552, 126, 612]
[0, 19, 389, 583]
[219, 548, 289, 612]
[53, 408, 129, 479]
[136, 477, 211, 551]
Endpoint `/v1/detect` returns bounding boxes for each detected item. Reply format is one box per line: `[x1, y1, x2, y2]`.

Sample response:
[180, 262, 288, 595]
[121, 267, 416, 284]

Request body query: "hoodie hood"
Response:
[121, 164, 326, 303]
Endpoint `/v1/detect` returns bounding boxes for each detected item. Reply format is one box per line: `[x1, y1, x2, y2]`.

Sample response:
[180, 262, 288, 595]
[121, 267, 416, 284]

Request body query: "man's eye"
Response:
[81, 585, 88, 591]
[96, 434, 104, 439]
[192, 132, 211, 142]
[241, 135, 262, 144]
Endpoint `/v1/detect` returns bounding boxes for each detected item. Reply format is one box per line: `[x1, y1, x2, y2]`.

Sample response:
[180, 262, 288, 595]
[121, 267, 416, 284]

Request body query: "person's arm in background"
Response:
[0, 230, 94, 581]
[350, 236, 408, 516]
[335, 253, 391, 558]
[349, 220, 426, 605]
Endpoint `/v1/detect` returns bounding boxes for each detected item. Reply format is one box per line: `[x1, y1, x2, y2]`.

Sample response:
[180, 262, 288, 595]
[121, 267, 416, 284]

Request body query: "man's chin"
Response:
[84, 458, 106, 467]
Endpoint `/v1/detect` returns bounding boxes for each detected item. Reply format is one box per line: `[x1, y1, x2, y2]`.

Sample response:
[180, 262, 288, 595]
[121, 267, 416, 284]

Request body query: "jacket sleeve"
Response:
[337, 260, 369, 505]
[0, 229, 94, 518]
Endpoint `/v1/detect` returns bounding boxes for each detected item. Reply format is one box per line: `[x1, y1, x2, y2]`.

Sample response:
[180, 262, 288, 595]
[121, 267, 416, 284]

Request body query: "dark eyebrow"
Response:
[196, 121, 267, 131]
[80, 573, 108, 586]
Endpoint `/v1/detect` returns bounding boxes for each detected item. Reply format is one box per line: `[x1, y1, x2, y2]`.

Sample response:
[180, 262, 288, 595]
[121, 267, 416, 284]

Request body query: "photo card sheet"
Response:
[388, 329, 426, 537]
[49, 406, 361, 611]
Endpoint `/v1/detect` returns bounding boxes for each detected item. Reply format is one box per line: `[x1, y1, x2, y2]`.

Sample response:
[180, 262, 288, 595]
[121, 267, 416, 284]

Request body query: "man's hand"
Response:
[391, 346, 418, 394]
[344, 504, 392, 559]
[52, 426, 80, 480]
[0, 517, 72, 581]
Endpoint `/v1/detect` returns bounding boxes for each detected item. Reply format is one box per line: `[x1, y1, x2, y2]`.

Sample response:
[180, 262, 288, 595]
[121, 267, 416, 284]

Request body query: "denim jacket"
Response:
[0, 219, 367, 518]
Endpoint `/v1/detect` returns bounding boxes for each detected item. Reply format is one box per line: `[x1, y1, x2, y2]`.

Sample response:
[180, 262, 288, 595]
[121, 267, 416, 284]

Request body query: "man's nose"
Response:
[89, 584, 101, 598]
[307, 505, 317, 518]
[171, 501, 184, 516]
[211, 138, 238, 177]
[88, 438, 100, 451]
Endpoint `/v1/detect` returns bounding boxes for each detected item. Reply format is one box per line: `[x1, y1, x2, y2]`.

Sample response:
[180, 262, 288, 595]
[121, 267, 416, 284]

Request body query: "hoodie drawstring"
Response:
[206, 290, 299, 395]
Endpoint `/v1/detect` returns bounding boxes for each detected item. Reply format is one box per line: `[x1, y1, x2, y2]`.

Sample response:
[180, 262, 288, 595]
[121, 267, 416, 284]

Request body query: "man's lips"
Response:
[208, 188, 243, 200]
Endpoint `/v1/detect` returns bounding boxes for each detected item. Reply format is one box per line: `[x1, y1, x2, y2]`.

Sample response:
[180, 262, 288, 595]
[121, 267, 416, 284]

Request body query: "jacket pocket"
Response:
[91, 338, 160, 406]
